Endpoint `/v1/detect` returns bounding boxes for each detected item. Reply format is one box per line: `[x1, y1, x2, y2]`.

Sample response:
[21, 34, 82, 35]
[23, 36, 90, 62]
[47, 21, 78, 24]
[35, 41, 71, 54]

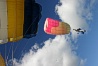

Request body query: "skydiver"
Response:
[73, 28, 86, 34]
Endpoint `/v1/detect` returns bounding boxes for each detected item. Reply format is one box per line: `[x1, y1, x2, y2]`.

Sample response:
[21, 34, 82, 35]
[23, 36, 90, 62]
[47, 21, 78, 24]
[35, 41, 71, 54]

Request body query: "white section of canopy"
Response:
[0, 0, 6, 2]
[0, 0, 8, 44]
[44, 18, 47, 31]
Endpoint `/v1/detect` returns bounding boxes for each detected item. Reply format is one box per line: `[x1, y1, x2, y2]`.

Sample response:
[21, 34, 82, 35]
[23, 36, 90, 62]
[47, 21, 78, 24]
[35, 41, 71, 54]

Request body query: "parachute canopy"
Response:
[0, 0, 42, 44]
[23, 0, 42, 38]
[0, 54, 5, 66]
[44, 18, 70, 35]
[0, 0, 24, 44]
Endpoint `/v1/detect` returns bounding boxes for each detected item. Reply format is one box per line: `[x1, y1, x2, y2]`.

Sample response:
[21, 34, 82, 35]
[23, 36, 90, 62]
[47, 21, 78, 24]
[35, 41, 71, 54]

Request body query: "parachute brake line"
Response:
[12, 43, 14, 66]
[14, 15, 39, 58]
[5, 46, 7, 66]
[16, 15, 39, 59]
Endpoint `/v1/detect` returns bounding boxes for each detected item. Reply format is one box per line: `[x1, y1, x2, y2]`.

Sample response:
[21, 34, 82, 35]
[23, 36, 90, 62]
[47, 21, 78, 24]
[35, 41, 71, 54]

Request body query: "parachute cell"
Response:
[7, 0, 24, 42]
[0, 0, 8, 44]
[23, 0, 42, 38]
[0, 0, 24, 44]
[44, 18, 70, 35]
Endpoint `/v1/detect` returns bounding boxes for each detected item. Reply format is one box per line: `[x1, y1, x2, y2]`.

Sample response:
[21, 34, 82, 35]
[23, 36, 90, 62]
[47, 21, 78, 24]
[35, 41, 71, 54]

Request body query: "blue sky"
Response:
[0, 0, 98, 66]
[77, 2, 98, 66]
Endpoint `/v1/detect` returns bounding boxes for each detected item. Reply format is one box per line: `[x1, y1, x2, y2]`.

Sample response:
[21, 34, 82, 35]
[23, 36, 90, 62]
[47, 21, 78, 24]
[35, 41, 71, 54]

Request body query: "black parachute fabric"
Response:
[23, 0, 42, 38]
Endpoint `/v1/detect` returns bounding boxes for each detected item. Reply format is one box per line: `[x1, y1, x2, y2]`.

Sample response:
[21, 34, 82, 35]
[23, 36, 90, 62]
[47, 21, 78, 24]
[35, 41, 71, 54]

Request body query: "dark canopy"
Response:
[23, 0, 42, 38]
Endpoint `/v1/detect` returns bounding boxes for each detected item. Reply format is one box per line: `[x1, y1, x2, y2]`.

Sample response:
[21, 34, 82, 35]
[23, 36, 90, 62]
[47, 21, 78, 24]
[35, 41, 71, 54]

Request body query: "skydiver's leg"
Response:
[84, 30, 86, 32]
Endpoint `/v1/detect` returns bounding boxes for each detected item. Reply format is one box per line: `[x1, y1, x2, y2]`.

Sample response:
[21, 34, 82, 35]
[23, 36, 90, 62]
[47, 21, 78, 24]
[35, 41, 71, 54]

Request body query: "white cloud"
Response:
[85, 0, 96, 20]
[11, 0, 95, 66]
[55, 0, 95, 39]
[13, 36, 85, 66]
[80, 59, 87, 66]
